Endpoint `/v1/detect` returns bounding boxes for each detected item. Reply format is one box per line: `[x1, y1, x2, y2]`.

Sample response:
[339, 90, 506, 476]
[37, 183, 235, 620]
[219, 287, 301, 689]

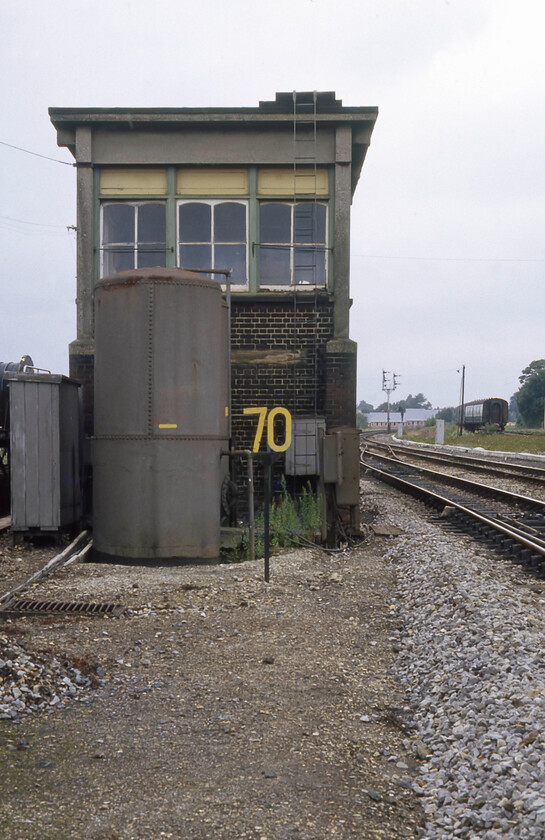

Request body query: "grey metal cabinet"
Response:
[8, 374, 82, 534]
[285, 417, 326, 476]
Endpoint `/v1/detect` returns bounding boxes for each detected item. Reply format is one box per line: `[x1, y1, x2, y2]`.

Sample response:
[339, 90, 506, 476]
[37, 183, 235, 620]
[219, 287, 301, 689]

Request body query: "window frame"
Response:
[257, 199, 329, 289]
[96, 166, 333, 292]
[176, 198, 249, 289]
[100, 199, 167, 278]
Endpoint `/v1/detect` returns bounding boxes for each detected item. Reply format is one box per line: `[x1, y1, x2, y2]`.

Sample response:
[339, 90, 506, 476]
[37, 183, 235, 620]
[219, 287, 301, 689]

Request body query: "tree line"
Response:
[358, 392, 432, 414]
[512, 360, 545, 427]
[357, 360, 545, 429]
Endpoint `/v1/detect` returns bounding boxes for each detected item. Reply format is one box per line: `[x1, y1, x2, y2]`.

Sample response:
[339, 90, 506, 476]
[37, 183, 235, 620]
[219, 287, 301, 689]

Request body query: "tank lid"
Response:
[96, 266, 222, 291]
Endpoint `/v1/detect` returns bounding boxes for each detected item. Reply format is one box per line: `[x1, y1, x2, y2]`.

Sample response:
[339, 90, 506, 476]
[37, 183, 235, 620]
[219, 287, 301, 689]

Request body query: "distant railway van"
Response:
[462, 398, 508, 431]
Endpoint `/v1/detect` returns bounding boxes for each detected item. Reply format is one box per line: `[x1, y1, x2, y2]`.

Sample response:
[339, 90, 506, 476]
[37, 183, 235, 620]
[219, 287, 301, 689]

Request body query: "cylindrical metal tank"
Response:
[93, 267, 229, 561]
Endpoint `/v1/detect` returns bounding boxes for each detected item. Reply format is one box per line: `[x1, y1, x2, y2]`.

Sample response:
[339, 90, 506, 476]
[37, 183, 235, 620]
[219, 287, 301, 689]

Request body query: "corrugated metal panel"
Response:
[9, 375, 82, 532]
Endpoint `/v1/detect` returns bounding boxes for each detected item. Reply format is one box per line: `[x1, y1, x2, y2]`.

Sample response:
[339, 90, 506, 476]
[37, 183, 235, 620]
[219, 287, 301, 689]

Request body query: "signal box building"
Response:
[49, 92, 377, 482]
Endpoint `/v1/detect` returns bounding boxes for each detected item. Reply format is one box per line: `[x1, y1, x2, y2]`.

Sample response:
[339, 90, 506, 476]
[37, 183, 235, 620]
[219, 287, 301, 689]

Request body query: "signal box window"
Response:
[101, 202, 166, 276]
[178, 200, 248, 285]
[259, 201, 327, 286]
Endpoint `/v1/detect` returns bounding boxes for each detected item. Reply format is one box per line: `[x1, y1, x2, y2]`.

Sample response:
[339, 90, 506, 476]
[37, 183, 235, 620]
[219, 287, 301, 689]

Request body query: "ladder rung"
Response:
[293, 92, 317, 198]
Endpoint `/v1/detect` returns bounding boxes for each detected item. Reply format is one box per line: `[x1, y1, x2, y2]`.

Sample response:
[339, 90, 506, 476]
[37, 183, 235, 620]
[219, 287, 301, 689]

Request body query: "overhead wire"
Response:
[0, 139, 75, 167]
[352, 251, 545, 264]
[0, 216, 75, 237]
[0, 214, 69, 229]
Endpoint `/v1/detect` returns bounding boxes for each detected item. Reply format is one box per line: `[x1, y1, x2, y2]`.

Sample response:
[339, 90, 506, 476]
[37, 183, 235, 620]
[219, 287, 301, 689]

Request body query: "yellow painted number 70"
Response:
[243, 406, 292, 453]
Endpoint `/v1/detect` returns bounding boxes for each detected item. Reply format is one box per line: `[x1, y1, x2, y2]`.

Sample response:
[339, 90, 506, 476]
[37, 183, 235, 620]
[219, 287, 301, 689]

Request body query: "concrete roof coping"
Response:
[48, 92, 378, 128]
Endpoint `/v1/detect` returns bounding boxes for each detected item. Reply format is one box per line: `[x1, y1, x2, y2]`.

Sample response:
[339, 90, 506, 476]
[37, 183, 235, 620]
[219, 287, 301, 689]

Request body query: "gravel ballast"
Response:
[2, 475, 545, 838]
[379, 485, 545, 840]
[0, 633, 94, 719]
[0, 509, 423, 840]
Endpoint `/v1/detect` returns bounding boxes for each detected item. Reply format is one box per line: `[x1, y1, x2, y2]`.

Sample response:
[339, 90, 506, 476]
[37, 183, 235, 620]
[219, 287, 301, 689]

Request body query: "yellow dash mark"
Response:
[158, 423, 178, 429]
[225, 406, 229, 417]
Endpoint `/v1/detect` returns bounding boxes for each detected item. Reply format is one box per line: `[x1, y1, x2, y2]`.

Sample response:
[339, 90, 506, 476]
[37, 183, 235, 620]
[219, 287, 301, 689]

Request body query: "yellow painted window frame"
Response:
[99, 168, 168, 196]
[176, 168, 249, 197]
[257, 168, 329, 197]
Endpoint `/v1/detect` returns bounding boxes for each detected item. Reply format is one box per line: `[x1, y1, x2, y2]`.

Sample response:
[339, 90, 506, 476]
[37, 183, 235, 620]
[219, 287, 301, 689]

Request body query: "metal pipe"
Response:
[318, 427, 328, 544]
[225, 270, 233, 444]
[458, 364, 466, 436]
[264, 457, 270, 583]
[221, 449, 255, 563]
[0, 530, 91, 606]
[247, 453, 255, 564]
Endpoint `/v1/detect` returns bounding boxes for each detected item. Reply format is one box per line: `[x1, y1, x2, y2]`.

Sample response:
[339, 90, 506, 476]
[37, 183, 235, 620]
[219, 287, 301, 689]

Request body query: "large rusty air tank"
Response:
[93, 267, 228, 561]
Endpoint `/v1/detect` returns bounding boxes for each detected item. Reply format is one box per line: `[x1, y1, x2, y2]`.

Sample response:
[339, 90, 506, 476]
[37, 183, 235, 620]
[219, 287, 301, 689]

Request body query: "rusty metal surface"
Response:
[0, 598, 125, 617]
[93, 268, 228, 560]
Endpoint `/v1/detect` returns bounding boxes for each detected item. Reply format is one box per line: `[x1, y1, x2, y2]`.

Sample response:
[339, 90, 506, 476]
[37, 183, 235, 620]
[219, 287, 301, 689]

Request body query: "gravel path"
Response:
[0, 508, 423, 840]
[2, 475, 544, 838]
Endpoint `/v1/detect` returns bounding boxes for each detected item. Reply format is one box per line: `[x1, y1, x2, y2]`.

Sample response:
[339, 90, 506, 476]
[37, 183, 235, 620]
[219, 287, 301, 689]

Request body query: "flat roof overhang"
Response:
[49, 92, 378, 190]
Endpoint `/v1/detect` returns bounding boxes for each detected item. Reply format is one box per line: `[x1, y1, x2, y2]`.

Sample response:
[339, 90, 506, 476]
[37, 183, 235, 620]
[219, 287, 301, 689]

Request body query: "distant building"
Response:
[366, 409, 436, 429]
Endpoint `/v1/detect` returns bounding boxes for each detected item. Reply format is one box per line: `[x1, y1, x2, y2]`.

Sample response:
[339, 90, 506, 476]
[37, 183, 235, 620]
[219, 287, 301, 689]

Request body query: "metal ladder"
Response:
[292, 91, 320, 417]
[292, 91, 319, 286]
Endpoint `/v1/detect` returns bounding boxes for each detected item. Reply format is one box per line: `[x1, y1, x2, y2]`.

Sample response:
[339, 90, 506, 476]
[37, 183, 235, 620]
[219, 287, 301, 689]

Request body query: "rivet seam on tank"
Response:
[147, 283, 154, 436]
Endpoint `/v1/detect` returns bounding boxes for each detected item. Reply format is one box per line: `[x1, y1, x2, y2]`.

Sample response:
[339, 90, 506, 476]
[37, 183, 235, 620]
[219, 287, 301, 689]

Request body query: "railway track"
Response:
[362, 433, 545, 484]
[361, 448, 545, 573]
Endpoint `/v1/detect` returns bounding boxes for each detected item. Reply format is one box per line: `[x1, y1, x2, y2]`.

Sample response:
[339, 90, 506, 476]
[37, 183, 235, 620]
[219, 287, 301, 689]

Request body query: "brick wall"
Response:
[229, 294, 358, 506]
[230, 295, 335, 453]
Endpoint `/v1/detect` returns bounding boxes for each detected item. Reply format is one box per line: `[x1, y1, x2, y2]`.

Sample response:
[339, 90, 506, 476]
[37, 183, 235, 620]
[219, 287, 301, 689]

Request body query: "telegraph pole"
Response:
[458, 365, 466, 436]
[382, 370, 399, 433]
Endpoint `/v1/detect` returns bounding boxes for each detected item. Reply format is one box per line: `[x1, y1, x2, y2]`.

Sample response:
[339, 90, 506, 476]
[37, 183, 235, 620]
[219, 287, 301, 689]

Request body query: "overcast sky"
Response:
[1, 0, 544, 409]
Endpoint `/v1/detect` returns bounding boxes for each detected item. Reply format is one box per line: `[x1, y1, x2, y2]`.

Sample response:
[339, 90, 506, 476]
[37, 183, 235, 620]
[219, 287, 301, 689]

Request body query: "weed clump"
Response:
[254, 480, 321, 558]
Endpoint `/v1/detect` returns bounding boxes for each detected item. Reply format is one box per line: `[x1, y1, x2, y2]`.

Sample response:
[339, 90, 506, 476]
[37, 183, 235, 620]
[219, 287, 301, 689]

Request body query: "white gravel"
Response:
[377, 484, 545, 840]
[0, 632, 93, 719]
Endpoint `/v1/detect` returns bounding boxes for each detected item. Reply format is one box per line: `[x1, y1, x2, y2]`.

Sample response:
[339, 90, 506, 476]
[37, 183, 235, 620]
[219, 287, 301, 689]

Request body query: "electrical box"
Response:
[8, 374, 82, 534]
[323, 426, 361, 505]
[285, 416, 326, 476]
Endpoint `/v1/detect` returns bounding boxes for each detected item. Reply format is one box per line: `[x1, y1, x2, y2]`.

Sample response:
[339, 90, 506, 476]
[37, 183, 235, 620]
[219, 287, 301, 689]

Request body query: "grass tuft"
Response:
[405, 424, 545, 453]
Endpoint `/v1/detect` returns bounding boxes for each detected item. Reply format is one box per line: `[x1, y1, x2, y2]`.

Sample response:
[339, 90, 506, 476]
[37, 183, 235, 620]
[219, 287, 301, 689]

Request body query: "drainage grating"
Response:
[0, 598, 125, 617]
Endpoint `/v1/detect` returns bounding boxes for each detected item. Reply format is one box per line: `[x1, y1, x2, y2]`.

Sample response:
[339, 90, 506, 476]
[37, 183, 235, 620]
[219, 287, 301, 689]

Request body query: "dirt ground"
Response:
[0, 481, 424, 840]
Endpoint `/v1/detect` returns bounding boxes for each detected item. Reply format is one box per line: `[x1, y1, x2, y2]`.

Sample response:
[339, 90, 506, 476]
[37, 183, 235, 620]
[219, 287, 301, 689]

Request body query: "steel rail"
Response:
[361, 458, 545, 559]
[364, 438, 545, 482]
[361, 450, 545, 512]
[0, 530, 92, 607]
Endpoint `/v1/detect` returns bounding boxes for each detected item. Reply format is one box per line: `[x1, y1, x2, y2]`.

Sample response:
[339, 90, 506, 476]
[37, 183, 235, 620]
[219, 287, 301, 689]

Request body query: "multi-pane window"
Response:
[259, 201, 327, 286]
[99, 190, 329, 288]
[101, 202, 166, 276]
[177, 200, 248, 285]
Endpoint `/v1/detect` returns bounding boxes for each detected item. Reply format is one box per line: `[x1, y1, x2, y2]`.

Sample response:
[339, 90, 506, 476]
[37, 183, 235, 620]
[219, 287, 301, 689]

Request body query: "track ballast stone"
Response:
[377, 482, 545, 840]
[0, 633, 94, 719]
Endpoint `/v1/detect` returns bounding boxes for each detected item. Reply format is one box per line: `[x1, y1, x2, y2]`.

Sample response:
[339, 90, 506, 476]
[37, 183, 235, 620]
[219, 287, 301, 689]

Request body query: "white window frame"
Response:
[258, 200, 328, 289]
[100, 200, 167, 278]
[176, 199, 249, 288]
